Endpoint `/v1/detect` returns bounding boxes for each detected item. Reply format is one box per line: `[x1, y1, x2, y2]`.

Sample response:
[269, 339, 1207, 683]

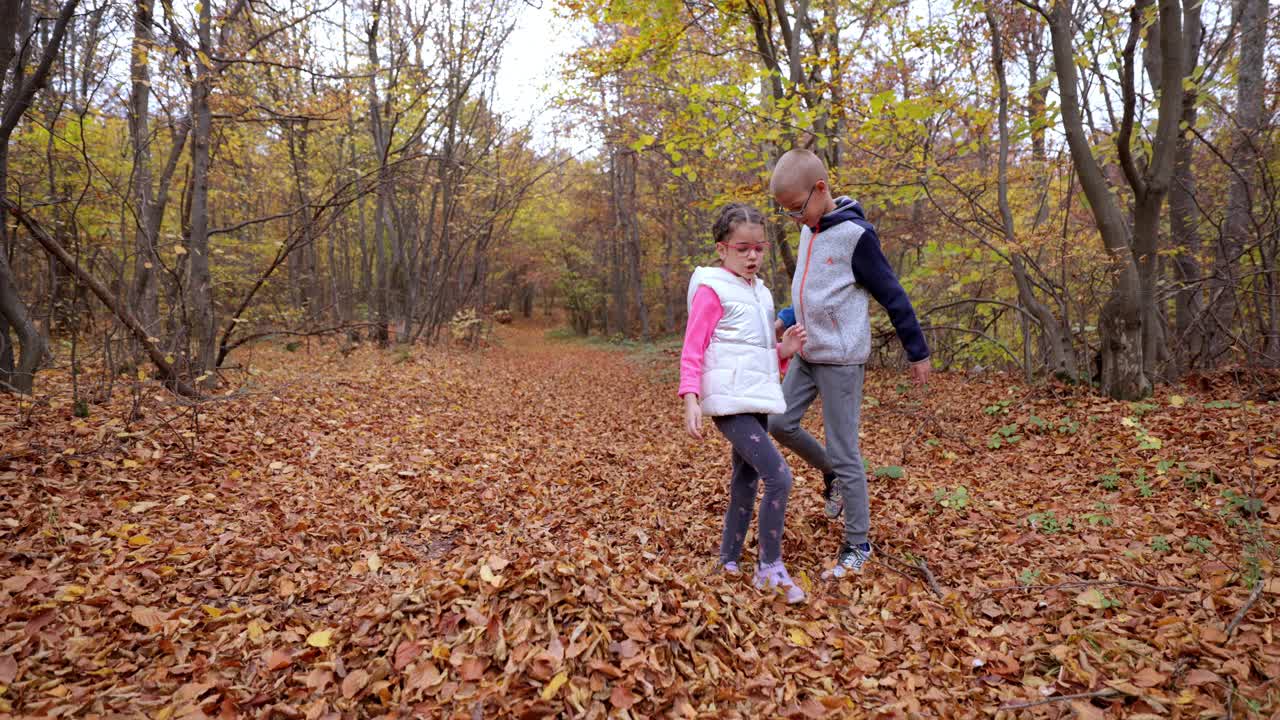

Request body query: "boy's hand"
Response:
[780, 324, 807, 359]
[683, 394, 703, 439]
[910, 358, 931, 386]
[774, 318, 784, 342]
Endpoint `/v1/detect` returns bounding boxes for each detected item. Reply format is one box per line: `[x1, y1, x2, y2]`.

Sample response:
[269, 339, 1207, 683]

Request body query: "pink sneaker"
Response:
[753, 561, 806, 604]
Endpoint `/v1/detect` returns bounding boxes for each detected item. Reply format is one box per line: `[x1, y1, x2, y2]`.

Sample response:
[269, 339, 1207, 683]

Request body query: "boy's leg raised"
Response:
[768, 356, 831, 474]
[815, 364, 869, 548]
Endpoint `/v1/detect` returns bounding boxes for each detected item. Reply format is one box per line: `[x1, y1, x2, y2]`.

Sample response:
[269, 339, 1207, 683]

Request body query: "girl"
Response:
[679, 203, 807, 604]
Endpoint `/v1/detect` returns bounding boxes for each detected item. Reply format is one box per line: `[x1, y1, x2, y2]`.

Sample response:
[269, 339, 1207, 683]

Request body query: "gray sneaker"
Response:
[822, 543, 873, 579]
[824, 494, 844, 519]
[822, 472, 843, 519]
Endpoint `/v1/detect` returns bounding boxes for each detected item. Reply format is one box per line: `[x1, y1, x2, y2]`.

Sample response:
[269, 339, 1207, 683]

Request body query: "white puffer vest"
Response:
[687, 267, 786, 416]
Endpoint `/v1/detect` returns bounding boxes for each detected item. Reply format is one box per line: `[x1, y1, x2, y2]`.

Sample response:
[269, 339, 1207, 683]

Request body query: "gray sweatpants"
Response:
[768, 357, 869, 548]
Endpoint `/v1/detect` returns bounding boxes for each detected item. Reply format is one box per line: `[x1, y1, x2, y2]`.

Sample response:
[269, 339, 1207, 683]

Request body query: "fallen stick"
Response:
[1224, 578, 1266, 641]
[999, 688, 1119, 711]
[873, 550, 945, 598]
[983, 579, 1193, 596]
[916, 558, 945, 598]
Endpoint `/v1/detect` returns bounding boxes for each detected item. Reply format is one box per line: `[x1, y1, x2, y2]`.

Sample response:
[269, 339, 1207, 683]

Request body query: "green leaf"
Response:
[629, 134, 656, 151]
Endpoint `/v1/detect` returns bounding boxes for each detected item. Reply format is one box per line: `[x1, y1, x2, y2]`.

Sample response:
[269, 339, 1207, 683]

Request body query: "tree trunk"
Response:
[1168, 0, 1204, 372]
[364, 2, 391, 343]
[0, 302, 11, 381]
[616, 148, 647, 340]
[0, 250, 44, 392]
[987, 9, 1076, 379]
[1264, 230, 1280, 363]
[1045, 0, 1180, 399]
[186, 0, 216, 380]
[0, 0, 79, 392]
[286, 121, 320, 323]
[128, 0, 160, 335]
[1134, 0, 1186, 381]
[1209, 0, 1268, 364]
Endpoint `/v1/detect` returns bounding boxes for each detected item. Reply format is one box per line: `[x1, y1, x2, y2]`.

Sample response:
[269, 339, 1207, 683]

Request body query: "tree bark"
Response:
[128, 0, 161, 335]
[1210, 0, 1268, 364]
[364, 0, 392, 343]
[621, 149, 648, 339]
[0, 0, 79, 392]
[186, 0, 216, 381]
[1168, 0, 1205, 372]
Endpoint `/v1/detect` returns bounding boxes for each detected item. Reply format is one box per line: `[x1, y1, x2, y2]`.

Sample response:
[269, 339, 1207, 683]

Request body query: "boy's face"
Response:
[774, 179, 829, 229]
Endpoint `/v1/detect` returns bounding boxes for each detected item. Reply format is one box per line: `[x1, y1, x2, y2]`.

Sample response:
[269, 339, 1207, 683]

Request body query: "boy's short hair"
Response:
[769, 148, 828, 196]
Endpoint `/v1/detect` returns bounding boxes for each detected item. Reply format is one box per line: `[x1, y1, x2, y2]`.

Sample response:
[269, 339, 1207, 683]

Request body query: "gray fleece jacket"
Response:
[778, 197, 929, 365]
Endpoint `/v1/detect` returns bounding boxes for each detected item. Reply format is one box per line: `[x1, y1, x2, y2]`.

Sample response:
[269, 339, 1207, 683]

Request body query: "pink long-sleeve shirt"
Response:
[678, 285, 790, 398]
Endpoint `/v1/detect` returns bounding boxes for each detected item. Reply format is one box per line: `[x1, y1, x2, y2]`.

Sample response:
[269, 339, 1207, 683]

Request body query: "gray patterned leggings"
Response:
[713, 413, 794, 565]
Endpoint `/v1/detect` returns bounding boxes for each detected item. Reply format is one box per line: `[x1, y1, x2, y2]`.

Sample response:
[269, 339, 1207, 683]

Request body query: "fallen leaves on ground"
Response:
[0, 324, 1276, 717]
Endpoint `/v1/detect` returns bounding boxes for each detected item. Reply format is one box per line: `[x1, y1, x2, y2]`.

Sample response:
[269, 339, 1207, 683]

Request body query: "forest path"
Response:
[0, 322, 1274, 716]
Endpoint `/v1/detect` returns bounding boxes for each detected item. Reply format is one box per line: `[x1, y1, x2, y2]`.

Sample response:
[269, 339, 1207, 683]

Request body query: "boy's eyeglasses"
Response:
[723, 242, 771, 255]
[779, 183, 817, 219]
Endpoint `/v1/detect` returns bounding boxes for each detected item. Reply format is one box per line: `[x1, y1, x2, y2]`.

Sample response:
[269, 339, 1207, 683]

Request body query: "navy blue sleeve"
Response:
[850, 224, 930, 362]
[778, 307, 796, 329]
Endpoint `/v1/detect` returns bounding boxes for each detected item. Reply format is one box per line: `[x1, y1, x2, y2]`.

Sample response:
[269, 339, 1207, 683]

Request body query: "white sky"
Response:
[492, 1, 589, 153]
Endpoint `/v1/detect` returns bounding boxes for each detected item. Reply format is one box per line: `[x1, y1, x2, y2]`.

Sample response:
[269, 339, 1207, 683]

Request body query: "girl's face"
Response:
[716, 222, 768, 282]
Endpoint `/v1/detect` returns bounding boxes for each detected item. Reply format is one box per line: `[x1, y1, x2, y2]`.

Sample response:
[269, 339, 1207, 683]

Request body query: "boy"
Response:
[768, 148, 931, 579]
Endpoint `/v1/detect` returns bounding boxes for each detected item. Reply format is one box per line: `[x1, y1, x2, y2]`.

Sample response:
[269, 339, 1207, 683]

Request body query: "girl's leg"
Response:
[717, 441, 758, 565]
[714, 413, 793, 565]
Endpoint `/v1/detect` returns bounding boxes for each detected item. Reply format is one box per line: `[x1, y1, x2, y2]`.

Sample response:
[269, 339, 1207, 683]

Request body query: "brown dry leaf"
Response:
[1075, 588, 1108, 609]
[394, 640, 421, 671]
[305, 668, 333, 691]
[1105, 679, 1143, 696]
[459, 656, 486, 681]
[798, 698, 828, 718]
[0, 654, 16, 684]
[131, 606, 166, 631]
[853, 655, 880, 673]
[528, 651, 557, 681]
[342, 669, 369, 699]
[1069, 700, 1107, 720]
[1132, 666, 1167, 688]
[406, 662, 443, 694]
[264, 648, 292, 671]
[1184, 669, 1222, 685]
[610, 685, 638, 709]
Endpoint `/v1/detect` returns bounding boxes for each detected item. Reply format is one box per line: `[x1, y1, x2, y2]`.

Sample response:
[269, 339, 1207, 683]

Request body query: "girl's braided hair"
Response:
[711, 203, 766, 245]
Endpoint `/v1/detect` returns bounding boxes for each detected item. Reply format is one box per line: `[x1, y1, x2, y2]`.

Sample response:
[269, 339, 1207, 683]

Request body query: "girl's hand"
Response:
[780, 324, 807, 359]
[683, 394, 703, 439]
